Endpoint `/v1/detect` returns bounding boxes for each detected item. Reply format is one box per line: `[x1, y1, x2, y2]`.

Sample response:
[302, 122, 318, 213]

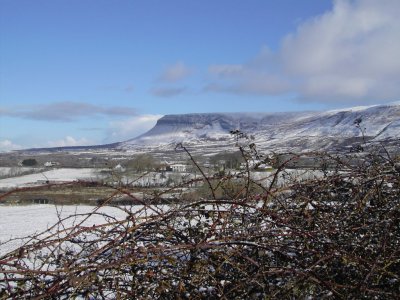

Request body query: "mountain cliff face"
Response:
[118, 102, 400, 153]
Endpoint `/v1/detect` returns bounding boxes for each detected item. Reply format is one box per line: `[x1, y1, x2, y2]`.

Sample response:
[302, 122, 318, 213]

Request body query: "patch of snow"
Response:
[0, 205, 125, 255]
[0, 168, 103, 189]
[0, 204, 169, 256]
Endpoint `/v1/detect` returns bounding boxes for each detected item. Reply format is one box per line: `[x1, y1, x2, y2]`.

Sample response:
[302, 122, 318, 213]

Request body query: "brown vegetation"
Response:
[0, 139, 399, 299]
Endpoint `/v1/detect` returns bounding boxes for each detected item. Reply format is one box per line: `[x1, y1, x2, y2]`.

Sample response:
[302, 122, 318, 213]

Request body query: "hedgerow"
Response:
[0, 137, 399, 299]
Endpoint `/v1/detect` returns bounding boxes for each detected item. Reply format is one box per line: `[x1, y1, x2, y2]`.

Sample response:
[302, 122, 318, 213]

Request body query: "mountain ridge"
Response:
[117, 102, 400, 153]
[20, 102, 400, 153]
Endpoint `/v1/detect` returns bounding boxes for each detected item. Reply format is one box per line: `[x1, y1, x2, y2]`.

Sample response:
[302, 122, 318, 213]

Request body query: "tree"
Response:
[21, 158, 38, 167]
[209, 151, 244, 170]
[126, 154, 158, 173]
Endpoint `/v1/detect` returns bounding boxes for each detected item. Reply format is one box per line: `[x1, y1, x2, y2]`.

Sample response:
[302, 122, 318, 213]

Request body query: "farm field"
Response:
[0, 204, 161, 256]
[0, 168, 103, 189]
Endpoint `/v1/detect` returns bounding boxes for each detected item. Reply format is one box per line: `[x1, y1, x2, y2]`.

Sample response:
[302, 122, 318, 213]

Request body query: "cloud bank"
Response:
[0, 101, 137, 122]
[46, 136, 94, 148]
[0, 140, 22, 152]
[207, 0, 400, 103]
[108, 114, 162, 142]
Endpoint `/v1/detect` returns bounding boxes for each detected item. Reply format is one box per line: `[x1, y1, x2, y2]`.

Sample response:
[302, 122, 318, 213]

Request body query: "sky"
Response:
[1, 0, 400, 151]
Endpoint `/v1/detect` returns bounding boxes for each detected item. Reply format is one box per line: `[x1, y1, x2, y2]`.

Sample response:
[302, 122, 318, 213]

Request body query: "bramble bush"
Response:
[0, 136, 399, 299]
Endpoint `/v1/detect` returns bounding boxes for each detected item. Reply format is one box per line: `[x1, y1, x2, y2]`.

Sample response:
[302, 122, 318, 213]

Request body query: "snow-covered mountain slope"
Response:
[117, 103, 400, 153]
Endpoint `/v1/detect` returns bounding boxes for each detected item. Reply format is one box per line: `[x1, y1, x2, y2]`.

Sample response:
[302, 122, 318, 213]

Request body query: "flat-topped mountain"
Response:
[117, 102, 400, 152]
[20, 102, 400, 154]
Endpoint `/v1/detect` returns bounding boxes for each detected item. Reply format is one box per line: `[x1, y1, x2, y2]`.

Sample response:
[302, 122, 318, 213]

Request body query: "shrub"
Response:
[1, 141, 399, 299]
[21, 158, 37, 166]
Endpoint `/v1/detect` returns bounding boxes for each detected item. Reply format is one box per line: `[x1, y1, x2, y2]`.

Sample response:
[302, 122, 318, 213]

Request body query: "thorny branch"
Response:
[0, 136, 399, 299]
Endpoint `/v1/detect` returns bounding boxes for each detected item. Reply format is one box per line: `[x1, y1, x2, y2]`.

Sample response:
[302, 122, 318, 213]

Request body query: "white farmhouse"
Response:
[159, 161, 188, 173]
[170, 164, 187, 173]
[44, 161, 59, 167]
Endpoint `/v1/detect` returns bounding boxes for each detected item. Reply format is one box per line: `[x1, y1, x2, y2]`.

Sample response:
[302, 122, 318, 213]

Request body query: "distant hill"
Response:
[117, 102, 400, 153]
[22, 102, 400, 154]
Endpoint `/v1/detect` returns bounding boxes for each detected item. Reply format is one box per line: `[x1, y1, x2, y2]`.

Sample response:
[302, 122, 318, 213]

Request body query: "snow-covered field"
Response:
[0, 204, 164, 256]
[0, 167, 43, 177]
[0, 168, 102, 189]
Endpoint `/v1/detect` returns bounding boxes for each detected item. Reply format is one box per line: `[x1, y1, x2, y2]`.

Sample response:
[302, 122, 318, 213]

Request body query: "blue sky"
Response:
[1, 0, 399, 151]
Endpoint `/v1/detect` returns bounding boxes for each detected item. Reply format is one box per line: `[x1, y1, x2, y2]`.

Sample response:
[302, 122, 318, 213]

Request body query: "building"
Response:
[170, 164, 187, 172]
[44, 161, 59, 167]
[158, 161, 188, 173]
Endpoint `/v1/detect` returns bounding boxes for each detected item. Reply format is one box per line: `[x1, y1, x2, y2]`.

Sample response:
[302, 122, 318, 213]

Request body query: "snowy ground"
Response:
[0, 204, 166, 256]
[0, 168, 102, 190]
[0, 167, 42, 177]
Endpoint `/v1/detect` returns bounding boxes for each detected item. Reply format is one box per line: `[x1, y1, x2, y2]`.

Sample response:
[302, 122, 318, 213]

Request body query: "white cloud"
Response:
[206, 69, 289, 96]
[207, 0, 400, 104]
[281, 0, 400, 102]
[0, 140, 22, 152]
[158, 62, 191, 82]
[207, 50, 289, 96]
[47, 136, 93, 147]
[108, 114, 163, 141]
